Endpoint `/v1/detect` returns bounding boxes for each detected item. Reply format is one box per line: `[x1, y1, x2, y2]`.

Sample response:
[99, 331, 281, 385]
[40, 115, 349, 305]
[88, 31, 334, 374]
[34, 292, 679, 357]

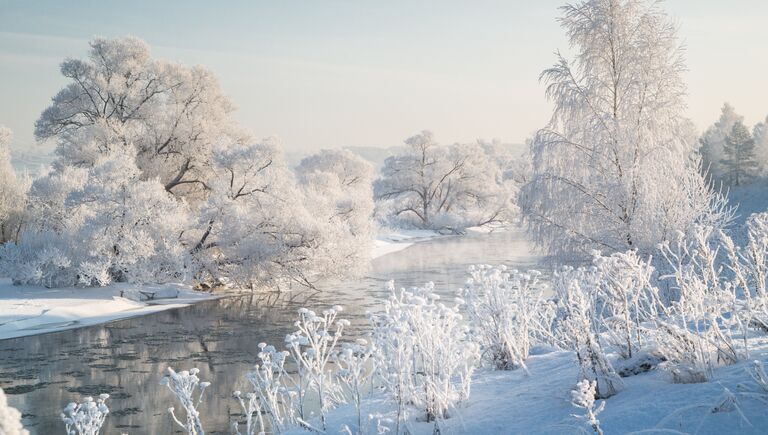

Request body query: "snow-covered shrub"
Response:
[61, 394, 110, 435]
[371, 282, 478, 430]
[722, 213, 768, 335]
[570, 379, 604, 435]
[590, 251, 659, 360]
[335, 339, 376, 434]
[656, 224, 740, 381]
[1, 152, 191, 287]
[160, 367, 210, 435]
[459, 265, 554, 371]
[0, 387, 28, 435]
[554, 267, 623, 398]
[285, 306, 348, 431]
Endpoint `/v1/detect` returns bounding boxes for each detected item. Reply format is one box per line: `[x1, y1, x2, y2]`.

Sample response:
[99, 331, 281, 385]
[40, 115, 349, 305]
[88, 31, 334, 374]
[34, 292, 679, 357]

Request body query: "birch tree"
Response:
[520, 0, 725, 258]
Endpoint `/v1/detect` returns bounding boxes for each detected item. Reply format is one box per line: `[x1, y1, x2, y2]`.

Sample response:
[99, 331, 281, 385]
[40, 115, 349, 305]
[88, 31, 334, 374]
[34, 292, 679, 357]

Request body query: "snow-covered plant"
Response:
[657, 225, 740, 381]
[554, 267, 623, 398]
[61, 394, 110, 435]
[371, 282, 478, 432]
[520, 0, 727, 259]
[236, 343, 297, 434]
[590, 251, 659, 360]
[722, 213, 768, 338]
[0, 387, 28, 435]
[571, 379, 605, 435]
[459, 265, 554, 371]
[335, 339, 376, 434]
[231, 390, 261, 435]
[160, 367, 210, 435]
[285, 306, 348, 431]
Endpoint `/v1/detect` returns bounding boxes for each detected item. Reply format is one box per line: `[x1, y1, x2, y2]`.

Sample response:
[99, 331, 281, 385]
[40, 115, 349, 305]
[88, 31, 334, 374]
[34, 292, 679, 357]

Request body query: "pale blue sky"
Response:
[1, 0, 767, 156]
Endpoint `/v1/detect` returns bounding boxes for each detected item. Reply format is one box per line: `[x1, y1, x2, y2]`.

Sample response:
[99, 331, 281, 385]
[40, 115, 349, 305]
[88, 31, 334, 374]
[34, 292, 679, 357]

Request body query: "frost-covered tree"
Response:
[753, 116, 768, 175]
[521, 0, 724, 258]
[296, 149, 376, 278]
[35, 37, 248, 202]
[700, 103, 744, 182]
[721, 120, 758, 186]
[21, 36, 375, 289]
[375, 131, 514, 232]
[0, 151, 190, 287]
[0, 127, 27, 243]
[191, 139, 317, 288]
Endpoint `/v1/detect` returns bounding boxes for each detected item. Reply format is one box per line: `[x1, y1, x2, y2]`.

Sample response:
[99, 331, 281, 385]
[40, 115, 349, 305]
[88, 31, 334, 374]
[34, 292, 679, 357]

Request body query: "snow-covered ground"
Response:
[727, 178, 768, 226]
[371, 228, 445, 259]
[295, 341, 768, 435]
[0, 280, 214, 340]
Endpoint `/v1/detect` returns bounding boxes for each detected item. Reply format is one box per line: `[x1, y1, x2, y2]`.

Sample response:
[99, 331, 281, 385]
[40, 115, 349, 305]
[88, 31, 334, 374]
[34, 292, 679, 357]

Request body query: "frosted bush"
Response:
[657, 225, 740, 381]
[61, 394, 110, 435]
[371, 281, 478, 432]
[459, 265, 554, 371]
[554, 267, 623, 398]
[285, 306, 348, 431]
[722, 213, 768, 336]
[160, 367, 210, 435]
[590, 251, 659, 360]
[0, 387, 28, 435]
[571, 380, 604, 435]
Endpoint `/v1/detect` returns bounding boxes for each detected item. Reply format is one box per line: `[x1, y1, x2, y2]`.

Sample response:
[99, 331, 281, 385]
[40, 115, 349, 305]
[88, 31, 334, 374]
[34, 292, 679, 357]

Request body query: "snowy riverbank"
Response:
[291, 340, 768, 435]
[371, 229, 445, 259]
[0, 280, 215, 340]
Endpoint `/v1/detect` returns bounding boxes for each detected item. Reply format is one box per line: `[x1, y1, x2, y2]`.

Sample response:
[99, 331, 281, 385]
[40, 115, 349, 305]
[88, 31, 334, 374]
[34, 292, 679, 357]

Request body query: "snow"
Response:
[371, 228, 444, 259]
[0, 279, 214, 340]
[294, 340, 768, 435]
[727, 179, 768, 225]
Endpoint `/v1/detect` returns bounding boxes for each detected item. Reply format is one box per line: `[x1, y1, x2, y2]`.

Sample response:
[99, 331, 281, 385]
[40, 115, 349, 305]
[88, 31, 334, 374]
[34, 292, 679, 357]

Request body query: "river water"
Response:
[0, 230, 544, 434]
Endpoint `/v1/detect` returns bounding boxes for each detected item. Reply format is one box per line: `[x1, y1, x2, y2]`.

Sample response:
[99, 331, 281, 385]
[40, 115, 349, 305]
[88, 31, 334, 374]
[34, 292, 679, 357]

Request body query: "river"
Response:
[0, 229, 544, 434]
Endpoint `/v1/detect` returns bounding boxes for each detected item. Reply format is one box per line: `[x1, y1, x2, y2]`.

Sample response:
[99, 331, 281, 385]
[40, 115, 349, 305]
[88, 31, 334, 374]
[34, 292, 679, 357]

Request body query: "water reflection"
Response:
[0, 230, 544, 434]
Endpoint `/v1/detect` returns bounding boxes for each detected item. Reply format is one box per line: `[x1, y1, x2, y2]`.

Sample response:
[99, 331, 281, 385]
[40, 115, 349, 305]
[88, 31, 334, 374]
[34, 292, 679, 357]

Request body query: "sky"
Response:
[1, 0, 767, 157]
